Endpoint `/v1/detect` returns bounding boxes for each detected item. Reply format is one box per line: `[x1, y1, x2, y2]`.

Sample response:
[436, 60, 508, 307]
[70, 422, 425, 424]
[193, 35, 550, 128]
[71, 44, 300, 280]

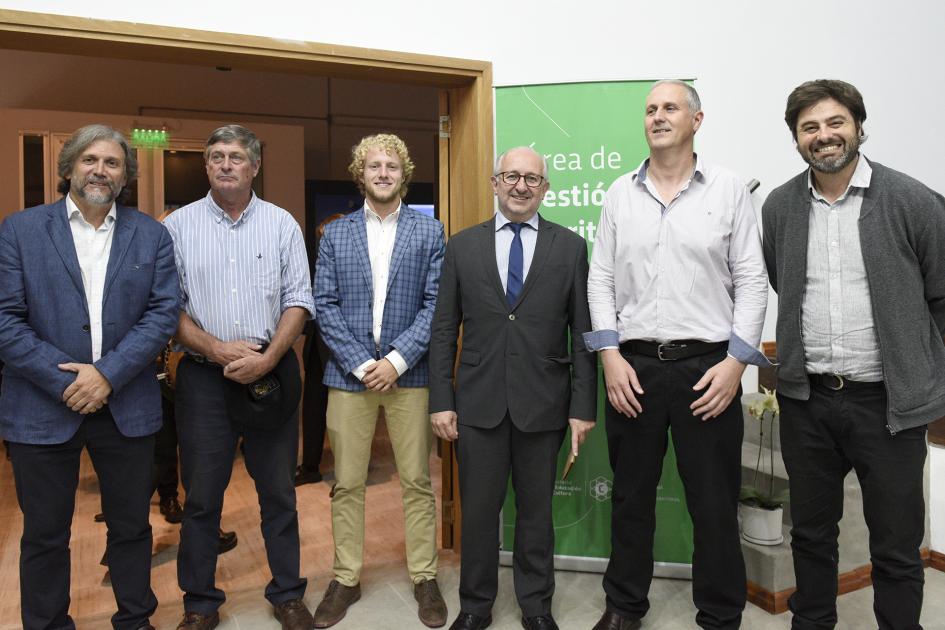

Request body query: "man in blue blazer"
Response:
[0, 124, 179, 630]
[313, 134, 448, 628]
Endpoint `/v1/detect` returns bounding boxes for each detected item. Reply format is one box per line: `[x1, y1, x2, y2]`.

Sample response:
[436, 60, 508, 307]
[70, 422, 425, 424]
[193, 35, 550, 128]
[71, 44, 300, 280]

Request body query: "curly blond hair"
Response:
[348, 133, 415, 198]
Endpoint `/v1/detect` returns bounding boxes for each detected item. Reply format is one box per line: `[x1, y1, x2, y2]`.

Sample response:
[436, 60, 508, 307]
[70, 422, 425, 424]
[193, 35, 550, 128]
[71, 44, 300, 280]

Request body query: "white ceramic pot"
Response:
[739, 502, 784, 546]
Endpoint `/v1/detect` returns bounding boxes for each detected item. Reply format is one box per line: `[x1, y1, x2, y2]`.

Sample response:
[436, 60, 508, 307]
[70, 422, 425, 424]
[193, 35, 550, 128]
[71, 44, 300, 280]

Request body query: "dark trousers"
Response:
[9, 409, 157, 630]
[603, 349, 745, 630]
[300, 329, 328, 471]
[779, 384, 927, 630]
[455, 414, 565, 617]
[175, 357, 306, 614]
[153, 394, 179, 500]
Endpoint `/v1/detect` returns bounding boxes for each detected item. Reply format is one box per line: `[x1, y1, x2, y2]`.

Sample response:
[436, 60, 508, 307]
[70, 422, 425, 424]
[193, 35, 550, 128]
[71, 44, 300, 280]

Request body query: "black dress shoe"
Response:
[294, 465, 323, 486]
[521, 614, 558, 630]
[448, 612, 491, 630]
[160, 496, 184, 523]
[218, 529, 238, 554]
[591, 610, 642, 630]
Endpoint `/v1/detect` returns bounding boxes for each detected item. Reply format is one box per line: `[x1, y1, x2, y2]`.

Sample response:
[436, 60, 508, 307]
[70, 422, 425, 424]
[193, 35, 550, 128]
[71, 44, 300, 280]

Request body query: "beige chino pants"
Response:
[326, 386, 437, 586]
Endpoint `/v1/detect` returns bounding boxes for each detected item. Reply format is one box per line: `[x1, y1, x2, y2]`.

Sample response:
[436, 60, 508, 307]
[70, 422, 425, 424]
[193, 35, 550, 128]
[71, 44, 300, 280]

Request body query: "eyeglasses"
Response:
[496, 171, 545, 188]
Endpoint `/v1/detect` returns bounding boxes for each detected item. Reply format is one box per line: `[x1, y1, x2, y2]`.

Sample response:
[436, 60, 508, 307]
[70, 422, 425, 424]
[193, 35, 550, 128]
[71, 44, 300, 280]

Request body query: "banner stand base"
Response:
[498, 550, 692, 579]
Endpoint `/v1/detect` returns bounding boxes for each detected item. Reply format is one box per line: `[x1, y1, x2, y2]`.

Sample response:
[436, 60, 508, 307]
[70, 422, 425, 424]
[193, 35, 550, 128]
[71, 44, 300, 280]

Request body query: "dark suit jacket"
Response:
[429, 214, 596, 432]
[0, 199, 179, 444]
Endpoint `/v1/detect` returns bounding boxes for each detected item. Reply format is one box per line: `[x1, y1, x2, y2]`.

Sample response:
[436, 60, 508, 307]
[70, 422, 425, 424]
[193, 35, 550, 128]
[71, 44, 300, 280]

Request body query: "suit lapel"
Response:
[44, 199, 87, 311]
[480, 217, 508, 306]
[512, 216, 555, 310]
[103, 206, 136, 300]
[348, 209, 374, 296]
[386, 207, 416, 293]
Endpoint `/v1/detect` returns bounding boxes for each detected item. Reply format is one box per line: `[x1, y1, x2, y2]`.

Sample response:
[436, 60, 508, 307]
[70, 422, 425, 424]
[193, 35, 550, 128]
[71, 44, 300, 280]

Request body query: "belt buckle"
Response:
[825, 373, 845, 391]
[657, 343, 675, 361]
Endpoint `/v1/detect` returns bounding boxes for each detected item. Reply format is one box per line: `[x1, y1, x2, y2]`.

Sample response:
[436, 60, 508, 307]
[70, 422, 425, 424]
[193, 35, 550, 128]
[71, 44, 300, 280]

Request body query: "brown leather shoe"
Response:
[176, 611, 220, 630]
[414, 578, 448, 627]
[591, 610, 642, 630]
[274, 598, 314, 630]
[313, 579, 361, 628]
[160, 496, 184, 523]
[217, 529, 238, 554]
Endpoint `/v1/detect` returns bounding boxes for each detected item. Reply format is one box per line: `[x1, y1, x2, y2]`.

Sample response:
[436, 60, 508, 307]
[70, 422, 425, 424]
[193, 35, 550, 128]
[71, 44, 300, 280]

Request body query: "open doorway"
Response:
[0, 7, 492, 602]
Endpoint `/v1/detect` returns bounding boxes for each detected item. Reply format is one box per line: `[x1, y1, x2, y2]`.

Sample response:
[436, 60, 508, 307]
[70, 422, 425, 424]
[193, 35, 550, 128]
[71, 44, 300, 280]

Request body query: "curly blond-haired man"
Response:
[313, 133, 448, 628]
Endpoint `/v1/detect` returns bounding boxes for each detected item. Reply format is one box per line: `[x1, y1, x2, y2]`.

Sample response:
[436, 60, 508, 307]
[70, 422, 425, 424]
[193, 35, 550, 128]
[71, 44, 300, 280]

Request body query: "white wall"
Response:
[933, 446, 945, 552]
[3, 0, 944, 550]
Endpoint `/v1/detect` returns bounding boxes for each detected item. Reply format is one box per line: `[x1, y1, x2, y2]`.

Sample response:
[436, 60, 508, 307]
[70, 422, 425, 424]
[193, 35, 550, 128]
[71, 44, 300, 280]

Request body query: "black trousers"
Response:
[779, 383, 927, 630]
[300, 328, 328, 472]
[175, 357, 306, 614]
[603, 349, 745, 630]
[456, 414, 565, 618]
[153, 394, 179, 500]
[9, 409, 157, 630]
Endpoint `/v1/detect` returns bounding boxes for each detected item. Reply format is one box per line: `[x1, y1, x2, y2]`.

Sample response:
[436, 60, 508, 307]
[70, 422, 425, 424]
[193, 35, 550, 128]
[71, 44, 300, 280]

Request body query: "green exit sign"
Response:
[132, 128, 169, 148]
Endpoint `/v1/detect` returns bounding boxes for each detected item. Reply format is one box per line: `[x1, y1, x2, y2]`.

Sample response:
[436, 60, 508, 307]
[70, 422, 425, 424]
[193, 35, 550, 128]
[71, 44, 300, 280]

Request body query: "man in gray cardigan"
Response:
[762, 79, 945, 630]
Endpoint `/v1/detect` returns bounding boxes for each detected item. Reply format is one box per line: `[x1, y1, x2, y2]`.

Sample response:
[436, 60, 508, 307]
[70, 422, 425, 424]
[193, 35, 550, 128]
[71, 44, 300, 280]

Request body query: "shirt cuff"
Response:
[728, 332, 771, 367]
[583, 329, 620, 352]
[352, 359, 374, 381]
[385, 350, 409, 376]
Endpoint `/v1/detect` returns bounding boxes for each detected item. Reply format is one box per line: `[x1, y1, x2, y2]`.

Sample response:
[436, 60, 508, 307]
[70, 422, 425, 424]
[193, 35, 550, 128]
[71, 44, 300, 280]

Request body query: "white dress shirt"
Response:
[66, 194, 116, 362]
[585, 156, 769, 365]
[802, 155, 882, 380]
[352, 202, 409, 380]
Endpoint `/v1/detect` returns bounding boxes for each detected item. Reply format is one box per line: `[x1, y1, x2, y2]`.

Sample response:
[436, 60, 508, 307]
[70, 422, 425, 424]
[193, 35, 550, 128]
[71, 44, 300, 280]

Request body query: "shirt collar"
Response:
[364, 200, 402, 223]
[807, 153, 872, 202]
[633, 153, 704, 184]
[494, 210, 540, 232]
[206, 190, 258, 225]
[65, 193, 117, 228]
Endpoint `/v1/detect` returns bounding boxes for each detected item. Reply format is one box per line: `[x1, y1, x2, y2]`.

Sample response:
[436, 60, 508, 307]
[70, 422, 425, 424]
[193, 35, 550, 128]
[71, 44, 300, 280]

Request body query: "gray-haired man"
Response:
[165, 125, 315, 630]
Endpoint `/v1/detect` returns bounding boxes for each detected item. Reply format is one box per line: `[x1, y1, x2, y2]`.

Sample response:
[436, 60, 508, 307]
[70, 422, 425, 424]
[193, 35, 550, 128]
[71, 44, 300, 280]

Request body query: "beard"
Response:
[364, 181, 401, 205]
[803, 134, 861, 174]
[72, 175, 121, 205]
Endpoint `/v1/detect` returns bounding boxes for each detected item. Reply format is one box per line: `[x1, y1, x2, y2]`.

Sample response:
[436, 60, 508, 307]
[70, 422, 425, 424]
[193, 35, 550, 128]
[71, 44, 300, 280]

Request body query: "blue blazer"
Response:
[0, 199, 180, 444]
[314, 205, 445, 391]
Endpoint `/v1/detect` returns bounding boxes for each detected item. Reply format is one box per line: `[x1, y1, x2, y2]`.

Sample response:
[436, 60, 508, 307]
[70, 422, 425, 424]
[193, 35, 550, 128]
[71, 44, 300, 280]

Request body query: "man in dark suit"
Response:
[429, 146, 597, 630]
[0, 124, 179, 630]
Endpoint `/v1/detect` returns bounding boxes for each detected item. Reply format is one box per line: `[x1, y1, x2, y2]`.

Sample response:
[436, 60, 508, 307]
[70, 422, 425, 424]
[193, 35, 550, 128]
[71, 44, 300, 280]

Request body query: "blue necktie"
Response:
[506, 222, 524, 308]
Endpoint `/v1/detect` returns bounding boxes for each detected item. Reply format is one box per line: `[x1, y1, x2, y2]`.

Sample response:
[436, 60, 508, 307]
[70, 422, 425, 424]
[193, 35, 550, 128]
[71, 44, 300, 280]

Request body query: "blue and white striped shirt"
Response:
[163, 192, 314, 345]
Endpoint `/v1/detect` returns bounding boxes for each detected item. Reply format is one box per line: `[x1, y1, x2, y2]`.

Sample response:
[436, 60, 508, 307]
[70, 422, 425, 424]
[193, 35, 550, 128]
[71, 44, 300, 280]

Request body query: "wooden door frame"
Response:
[0, 8, 494, 550]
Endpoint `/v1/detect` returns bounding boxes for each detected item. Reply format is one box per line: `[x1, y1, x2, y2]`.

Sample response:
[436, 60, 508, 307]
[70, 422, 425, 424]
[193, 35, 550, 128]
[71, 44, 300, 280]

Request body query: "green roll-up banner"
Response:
[496, 80, 694, 576]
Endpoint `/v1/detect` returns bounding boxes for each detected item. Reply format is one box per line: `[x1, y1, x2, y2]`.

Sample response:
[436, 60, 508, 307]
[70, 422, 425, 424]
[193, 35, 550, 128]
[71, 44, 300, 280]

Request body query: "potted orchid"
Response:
[739, 387, 789, 545]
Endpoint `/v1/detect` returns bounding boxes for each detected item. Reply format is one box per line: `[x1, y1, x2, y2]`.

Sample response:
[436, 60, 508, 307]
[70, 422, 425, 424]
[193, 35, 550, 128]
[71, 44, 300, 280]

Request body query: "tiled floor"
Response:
[1, 421, 944, 629]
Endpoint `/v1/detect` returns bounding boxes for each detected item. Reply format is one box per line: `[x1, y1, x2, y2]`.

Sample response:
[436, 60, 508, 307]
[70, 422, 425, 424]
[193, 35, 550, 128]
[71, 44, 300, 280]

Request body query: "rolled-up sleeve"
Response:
[279, 216, 315, 318]
[584, 188, 620, 352]
[728, 185, 769, 366]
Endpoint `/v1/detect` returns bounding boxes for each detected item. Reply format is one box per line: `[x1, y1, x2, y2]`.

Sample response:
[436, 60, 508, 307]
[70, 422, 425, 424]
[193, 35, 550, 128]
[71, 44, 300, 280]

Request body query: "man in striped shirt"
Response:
[163, 125, 315, 630]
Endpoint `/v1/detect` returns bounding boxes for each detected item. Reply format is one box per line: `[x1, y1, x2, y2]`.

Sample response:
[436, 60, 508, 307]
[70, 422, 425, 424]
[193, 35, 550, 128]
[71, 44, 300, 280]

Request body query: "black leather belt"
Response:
[189, 355, 223, 368]
[621, 339, 728, 361]
[809, 373, 884, 391]
[188, 343, 270, 368]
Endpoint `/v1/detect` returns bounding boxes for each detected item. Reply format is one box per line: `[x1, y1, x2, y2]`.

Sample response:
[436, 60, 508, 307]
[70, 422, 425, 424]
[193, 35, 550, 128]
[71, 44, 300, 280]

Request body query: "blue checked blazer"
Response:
[314, 205, 445, 391]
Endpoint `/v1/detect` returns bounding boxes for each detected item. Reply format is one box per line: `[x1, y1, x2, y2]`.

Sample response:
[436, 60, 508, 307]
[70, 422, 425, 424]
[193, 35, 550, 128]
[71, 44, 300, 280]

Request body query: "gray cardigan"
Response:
[762, 159, 945, 433]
